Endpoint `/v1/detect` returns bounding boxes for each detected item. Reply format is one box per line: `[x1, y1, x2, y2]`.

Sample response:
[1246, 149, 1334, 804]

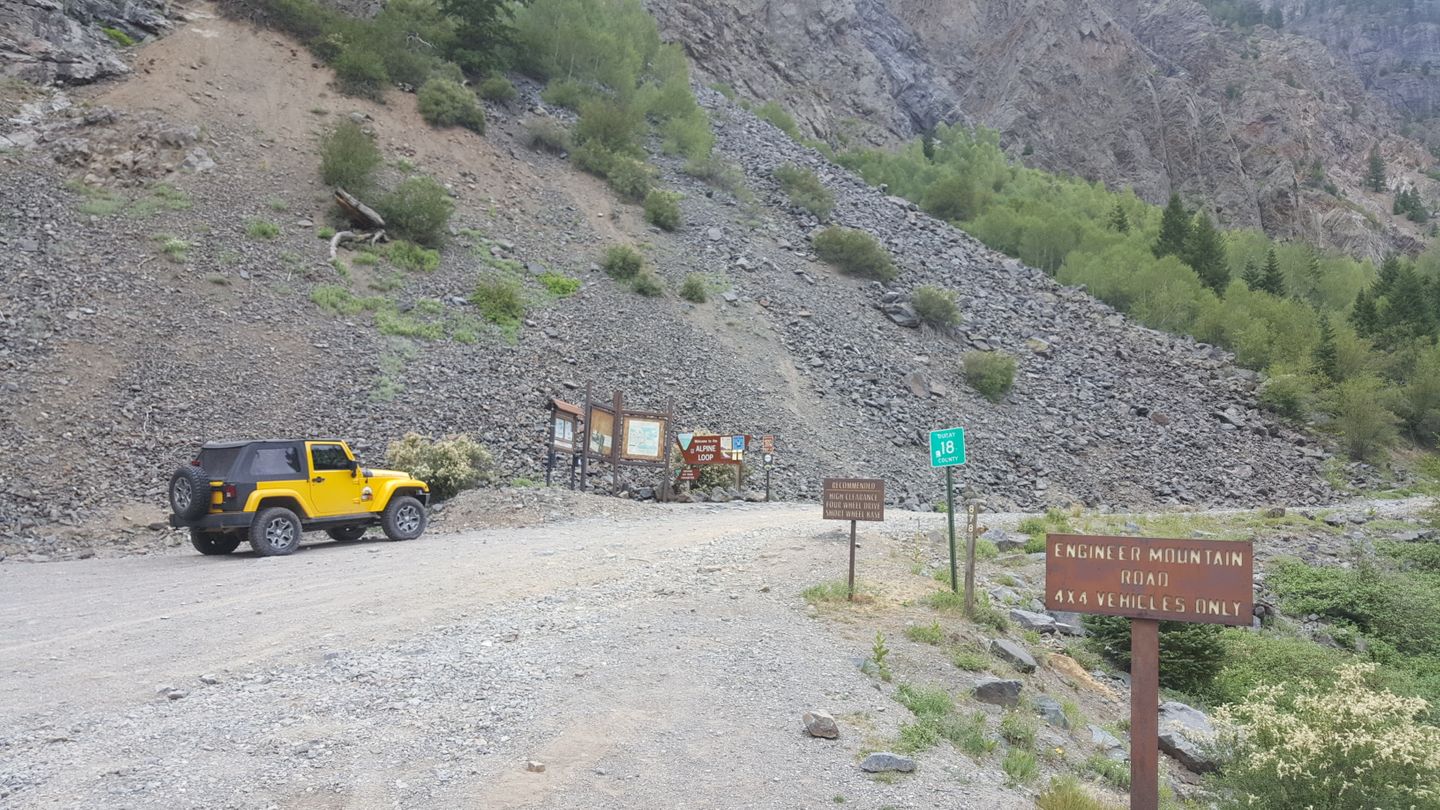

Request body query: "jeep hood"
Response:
[365, 468, 422, 483]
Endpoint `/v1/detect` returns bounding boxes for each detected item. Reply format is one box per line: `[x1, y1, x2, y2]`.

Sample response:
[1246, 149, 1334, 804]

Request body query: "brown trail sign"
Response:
[822, 478, 885, 600]
[1045, 534, 1252, 810]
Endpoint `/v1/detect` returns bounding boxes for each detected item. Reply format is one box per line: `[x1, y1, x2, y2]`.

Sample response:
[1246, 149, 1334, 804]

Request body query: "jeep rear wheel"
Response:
[169, 466, 211, 521]
[249, 507, 302, 556]
[190, 529, 241, 556]
[327, 525, 368, 542]
[381, 496, 426, 541]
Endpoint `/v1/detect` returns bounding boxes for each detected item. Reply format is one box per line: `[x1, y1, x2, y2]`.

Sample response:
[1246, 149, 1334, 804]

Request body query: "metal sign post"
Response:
[822, 478, 886, 601]
[1045, 534, 1254, 810]
[763, 452, 774, 501]
[928, 427, 967, 596]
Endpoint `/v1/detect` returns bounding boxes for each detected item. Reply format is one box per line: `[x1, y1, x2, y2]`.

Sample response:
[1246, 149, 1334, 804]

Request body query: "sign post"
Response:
[822, 478, 886, 601]
[1045, 534, 1253, 810]
[928, 427, 967, 596]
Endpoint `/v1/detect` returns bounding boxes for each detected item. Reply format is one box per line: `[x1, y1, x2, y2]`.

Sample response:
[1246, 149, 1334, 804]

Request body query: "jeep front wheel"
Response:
[191, 529, 241, 556]
[249, 507, 302, 556]
[381, 496, 426, 541]
[169, 466, 211, 521]
[327, 525, 368, 542]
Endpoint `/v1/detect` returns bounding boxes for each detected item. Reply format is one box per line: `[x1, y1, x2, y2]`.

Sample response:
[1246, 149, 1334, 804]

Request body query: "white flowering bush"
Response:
[1211, 663, 1440, 809]
[384, 433, 497, 501]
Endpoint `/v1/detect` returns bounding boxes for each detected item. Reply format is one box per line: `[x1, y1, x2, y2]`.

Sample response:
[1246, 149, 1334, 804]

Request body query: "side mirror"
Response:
[349, 459, 360, 476]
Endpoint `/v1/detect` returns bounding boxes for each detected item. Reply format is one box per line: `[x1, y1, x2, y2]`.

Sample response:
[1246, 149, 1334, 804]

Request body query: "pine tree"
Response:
[1314, 314, 1340, 382]
[1386, 267, 1436, 338]
[439, 0, 517, 74]
[1367, 145, 1387, 192]
[921, 129, 936, 161]
[1241, 259, 1261, 289]
[1109, 202, 1130, 233]
[1265, 6, 1284, 28]
[1301, 250, 1323, 303]
[1351, 289, 1379, 337]
[1153, 193, 1191, 259]
[1375, 254, 1402, 298]
[1183, 211, 1229, 293]
[1257, 246, 1286, 296]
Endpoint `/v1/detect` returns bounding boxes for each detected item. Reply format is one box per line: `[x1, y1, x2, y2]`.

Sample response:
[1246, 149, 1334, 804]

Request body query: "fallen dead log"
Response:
[333, 187, 385, 230]
[328, 228, 388, 260]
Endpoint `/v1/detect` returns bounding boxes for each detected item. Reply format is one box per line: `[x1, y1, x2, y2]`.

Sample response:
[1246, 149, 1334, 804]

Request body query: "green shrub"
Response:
[940, 711, 995, 758]
[679, 273, 708, 303]
[376, 176, 453, 247]
[1084, 614, 1225, 695]
[375, 309, 444, 340]
[631, 271, 664, 297]
[1259, 371, 1316, 420]
[333, 46, 388, 100]
[538, 272, 581, 297]
[643, 190, 682, 231]
[1268, 556, 1440, 659]
[602, 245, 643, 280]
[683, 155, 748, 197]
[417, 78, 486, 133]
[660, 110, 714, 160]
[904, 621, 945, 645]
[311, 285, 390, 316]
[911, 286, 960, 328]
[320, 121, 381, 192]
[477, 74, 517, 103]
[999, 710, 1038, 748]
[963, 351, 1016, 402]
[774, 164, 834, 220]
[756, 100, 800, 138]
[385, 240, 440, 273]
[895, 720, 941, 754]
[1083, 754, 1130, 790]
[1212, 663, 1440, 810]
[540, 78, 587, 110]
[575, 98, 645, 156]
[1207, 628, 1355, 706]
[1331, 376, 1400, 462]
[246, 219, 280, 239]
[605, 156, 653, 201]
[471, 277, 525, 326]
[383, 432, 498, 501]
[811, 226, 896, 281]
[951, 642, 990, 671]
[1002, 748, 1038, 785]
[1036, 776, 1123, 810]
[102, 27, 135, 46]
[525, 117, 570, 154]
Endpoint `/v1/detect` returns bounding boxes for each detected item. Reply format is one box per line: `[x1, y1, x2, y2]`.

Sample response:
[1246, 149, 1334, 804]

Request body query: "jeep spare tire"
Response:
[169, 466, 211, 520]
[382, 495, 427, 541]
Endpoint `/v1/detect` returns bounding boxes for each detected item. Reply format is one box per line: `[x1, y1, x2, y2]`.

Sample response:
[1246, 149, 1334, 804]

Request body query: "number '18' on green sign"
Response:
[929, 427, 966, 467]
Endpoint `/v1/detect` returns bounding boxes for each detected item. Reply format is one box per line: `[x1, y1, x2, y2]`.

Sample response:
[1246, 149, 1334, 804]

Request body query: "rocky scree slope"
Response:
[1, 0, 172, 85]
[0, 22, 1332, 556]
[652, 0, 1439, 258]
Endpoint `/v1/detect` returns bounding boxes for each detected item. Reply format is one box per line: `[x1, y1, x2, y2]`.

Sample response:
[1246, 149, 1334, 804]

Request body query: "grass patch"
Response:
[999, 710, 1039, 749]
[157, 236, 188, 262]
[812, 226, 896, 281]
[904, 621, 945, 645]
[802, 580, 863, 605]
[375, 309, 444, 340]
[102, 27, 135, 46]
[267, 197, 289, 212]
[951, 642, 990, 672]
[384, 240, 440, 273]
[1002, 748, 1039, 785]
[310, 285, 391, 316]
[471, 277, 526, 328]
[1084, 754, 1130, 790]
[895, 683, 952, 717]
[1037, 776, 1124, 810]
[774, 163, 834, 220]
[246, 219, 280, 239]
[538, 272, 581, 297]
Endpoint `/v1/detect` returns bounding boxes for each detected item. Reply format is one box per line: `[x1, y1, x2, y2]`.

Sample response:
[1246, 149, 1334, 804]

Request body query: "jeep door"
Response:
[306, 442, 365, 517]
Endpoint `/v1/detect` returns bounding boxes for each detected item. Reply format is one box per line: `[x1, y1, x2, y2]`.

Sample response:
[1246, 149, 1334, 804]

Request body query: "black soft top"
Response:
[201, 439, 345, 448]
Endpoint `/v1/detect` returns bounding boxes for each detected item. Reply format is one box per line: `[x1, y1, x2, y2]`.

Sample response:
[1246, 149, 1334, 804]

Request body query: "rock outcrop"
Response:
[0, 0, 169, 85]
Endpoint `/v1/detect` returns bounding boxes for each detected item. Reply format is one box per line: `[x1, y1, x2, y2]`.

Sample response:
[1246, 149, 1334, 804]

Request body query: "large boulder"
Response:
[860, 752, 915, 773]
[1158, 701, 1218, 773]
[989, 638, 1037, 673]
[802, 710, 839, 739]
[1009, 608, 1058, 633]
[972, 676, 1023, 707]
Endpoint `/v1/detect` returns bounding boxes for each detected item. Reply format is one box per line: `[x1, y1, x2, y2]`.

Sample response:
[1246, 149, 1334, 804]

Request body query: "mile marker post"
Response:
[928, 427, 967, 596]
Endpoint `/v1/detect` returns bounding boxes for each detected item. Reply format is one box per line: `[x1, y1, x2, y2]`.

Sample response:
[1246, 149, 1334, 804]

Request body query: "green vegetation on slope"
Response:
[837, 124, 1440, 464]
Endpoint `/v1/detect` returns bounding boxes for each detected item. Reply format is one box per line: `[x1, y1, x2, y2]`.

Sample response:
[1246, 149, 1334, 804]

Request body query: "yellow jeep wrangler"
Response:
[167, 439, 430, 556]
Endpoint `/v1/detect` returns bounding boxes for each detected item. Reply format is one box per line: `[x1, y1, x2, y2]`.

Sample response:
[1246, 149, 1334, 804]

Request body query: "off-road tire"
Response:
[381, 496, 426, 541]
[249, 507, 302, 556]
[326, 525, 368, 542]
[169, 466, 211, 521]
[190, 529, 241, 556]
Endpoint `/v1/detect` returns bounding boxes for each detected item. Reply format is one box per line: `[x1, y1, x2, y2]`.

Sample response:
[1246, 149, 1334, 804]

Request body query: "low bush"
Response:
[1036, 776, 1123, 810]
[319, 120, 382, 191]
[540, 77, 587, 110]
[811, 226, 896, 281]
[951, 642, 990, 671]
[773, 163, 834, 220]
[375, 309, 444, 340]
[417, 78, 485, 133]
[660, 110, 714, 160]
[682, 155, 748, 197]
[911, 285, 960, 328]
[333, 46, 388, 100]
[538, 272, 581, 297]
[1002, 748, 1038, 785]
[963, 351, 1016, 402]
[1207, 628, 1355, 706]
[904, 621, 945, 645]
[525, 117, 570, 154]
[756, 100, 800, 138]
[384, 240, 440, 273]
[643, 190, 682, 231]
[1258, 371, 1316, 420]
[383, 432, 498, 501]
[477, 74, 517, 103]
[376, 176, 453, 247]
[1084, 614, 1225, 695]
[246, 219, 280, 239]
[999, 710, 1038, 748]
[679, 273, 708, 303]
[602, 245, 643, 280]
[1211, 663, 1440, 809]
[575, 98, 645, 156]
[631, 271, 664, 297]
[896, 683, 953, 717]
[470, 277, 525, 326]
[604, 156, 653, 202]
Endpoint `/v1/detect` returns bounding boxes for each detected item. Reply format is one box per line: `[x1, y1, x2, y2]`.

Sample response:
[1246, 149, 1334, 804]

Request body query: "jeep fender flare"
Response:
[244, 491, 310, 519]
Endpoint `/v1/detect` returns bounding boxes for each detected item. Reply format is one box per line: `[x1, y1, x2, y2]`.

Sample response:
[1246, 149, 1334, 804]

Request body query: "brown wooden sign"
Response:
[822, 478, 885, 522]
[1044, 534, 1253, 625]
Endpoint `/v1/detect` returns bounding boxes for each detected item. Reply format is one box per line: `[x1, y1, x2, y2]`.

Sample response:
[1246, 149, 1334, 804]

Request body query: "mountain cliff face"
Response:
[651, 0, 1440, 258]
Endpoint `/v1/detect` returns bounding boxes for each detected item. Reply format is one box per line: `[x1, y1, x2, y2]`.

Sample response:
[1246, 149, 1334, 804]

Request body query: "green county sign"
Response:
[929, 427, 966, 467]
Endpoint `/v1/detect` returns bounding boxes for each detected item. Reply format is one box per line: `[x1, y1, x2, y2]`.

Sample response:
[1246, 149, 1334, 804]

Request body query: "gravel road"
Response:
[0, 502, 1028, 809]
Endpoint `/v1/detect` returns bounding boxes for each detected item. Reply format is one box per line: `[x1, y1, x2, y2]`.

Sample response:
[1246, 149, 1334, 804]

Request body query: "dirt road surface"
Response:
[1, 502, 1029, 809]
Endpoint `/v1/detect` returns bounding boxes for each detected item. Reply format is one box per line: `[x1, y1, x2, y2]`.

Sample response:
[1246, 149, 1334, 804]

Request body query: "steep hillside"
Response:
[0, 7, 1339, 558]
[652, 0, 1439, 258]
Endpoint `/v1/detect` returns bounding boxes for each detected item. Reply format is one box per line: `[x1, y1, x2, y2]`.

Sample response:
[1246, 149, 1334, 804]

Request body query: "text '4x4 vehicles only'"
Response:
[167, 439, 430, 556]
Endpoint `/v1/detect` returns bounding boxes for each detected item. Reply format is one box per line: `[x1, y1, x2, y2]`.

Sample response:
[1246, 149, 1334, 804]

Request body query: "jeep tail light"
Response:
[223, 484, 237, 500]
[191, 459, 201, 466]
